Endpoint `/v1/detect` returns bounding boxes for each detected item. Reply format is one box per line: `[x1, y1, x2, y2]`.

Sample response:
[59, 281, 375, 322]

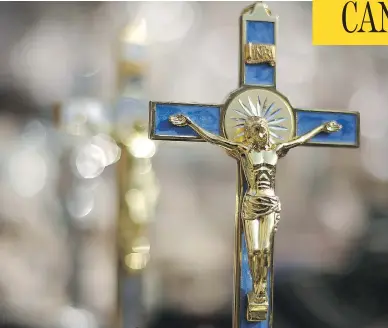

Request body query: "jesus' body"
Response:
[170, 113, 341, 320]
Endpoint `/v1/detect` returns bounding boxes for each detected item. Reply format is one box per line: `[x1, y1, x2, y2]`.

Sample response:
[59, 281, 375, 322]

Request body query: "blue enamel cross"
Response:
[149, 3, 360, 328]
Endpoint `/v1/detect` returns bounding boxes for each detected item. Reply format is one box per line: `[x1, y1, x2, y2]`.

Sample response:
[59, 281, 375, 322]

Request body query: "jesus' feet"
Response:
[247, 291, 269, 322]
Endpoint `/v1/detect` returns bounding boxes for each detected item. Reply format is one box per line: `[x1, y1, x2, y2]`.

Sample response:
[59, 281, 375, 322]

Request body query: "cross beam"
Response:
[149, 102, 359, 147]
[149, 3, 360, 328]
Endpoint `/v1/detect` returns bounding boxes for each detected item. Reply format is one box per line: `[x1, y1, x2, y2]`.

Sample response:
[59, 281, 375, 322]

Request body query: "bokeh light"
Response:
[0, 2, 387, 328]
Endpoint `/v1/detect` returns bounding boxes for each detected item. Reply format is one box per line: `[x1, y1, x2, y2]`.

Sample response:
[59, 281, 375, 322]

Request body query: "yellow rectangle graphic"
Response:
[313, 0, 388, 45]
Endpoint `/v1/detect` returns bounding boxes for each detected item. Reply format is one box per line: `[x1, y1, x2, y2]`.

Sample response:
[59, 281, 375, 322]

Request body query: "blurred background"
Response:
[0, 2, 387, 328]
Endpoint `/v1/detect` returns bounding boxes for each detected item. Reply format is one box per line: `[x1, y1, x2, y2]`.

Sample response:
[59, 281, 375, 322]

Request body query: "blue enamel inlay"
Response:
[244, 21, 275, 86]
[247, 21, 274, 43]
[296, 110, 359, 146]
[153, 103, 221, 138]
[245, 64, 274, 86]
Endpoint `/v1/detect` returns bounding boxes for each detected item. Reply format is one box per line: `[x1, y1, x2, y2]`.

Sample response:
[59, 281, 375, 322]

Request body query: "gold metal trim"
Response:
[233, 162, 243, 328]
[240, 2, 278, 88]
[148, 101, 155, 139]
[270, 233, 275, 328]
[148, 3, 361, 328]
[241, 2, 274, 20]
[244, 43, 275, 66]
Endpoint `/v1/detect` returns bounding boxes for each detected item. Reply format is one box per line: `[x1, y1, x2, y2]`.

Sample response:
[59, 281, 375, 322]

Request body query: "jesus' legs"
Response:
[243, 213, 276, 321]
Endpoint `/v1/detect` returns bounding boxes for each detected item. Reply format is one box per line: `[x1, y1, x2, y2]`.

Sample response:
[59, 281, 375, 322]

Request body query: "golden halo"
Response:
[224, 88, 295, 144]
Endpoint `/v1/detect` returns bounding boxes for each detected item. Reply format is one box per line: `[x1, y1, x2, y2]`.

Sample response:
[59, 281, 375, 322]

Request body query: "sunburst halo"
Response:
[232, 95, 288, 144]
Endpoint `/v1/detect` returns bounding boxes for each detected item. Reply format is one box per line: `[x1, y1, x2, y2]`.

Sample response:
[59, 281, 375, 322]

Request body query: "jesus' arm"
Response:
[169, 114, 245, 154]
[276, 121, 342, 155]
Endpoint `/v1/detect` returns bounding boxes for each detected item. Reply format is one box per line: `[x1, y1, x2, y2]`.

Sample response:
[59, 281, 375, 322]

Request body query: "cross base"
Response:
[247, 292, 269, 322]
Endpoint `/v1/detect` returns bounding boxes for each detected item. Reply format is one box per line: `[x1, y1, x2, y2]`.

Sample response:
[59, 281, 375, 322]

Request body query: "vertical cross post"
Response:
[149, 2, 360, 328]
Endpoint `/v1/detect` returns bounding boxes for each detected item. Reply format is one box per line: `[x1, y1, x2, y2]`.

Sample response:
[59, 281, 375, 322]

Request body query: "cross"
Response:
[148, 2, 360, 328]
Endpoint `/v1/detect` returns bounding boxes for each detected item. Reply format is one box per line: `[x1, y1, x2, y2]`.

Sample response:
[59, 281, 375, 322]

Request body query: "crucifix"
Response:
[148, 2, 360, 328]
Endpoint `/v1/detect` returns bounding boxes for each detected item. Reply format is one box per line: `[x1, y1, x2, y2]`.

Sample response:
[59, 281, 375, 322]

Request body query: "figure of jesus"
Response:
[169, 112, 341, 319]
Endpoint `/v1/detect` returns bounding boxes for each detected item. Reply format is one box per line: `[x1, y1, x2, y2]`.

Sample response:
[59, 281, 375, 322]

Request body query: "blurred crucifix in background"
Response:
[53, 12, 160, 328]
[149, 2, 360, 328]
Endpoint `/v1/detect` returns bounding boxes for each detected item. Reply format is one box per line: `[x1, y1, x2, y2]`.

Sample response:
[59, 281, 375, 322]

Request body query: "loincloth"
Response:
[241, 194, 281, 220]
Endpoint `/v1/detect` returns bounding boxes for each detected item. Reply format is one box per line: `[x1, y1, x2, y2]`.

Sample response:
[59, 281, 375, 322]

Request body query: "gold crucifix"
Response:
[149, 2, 360, 327]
